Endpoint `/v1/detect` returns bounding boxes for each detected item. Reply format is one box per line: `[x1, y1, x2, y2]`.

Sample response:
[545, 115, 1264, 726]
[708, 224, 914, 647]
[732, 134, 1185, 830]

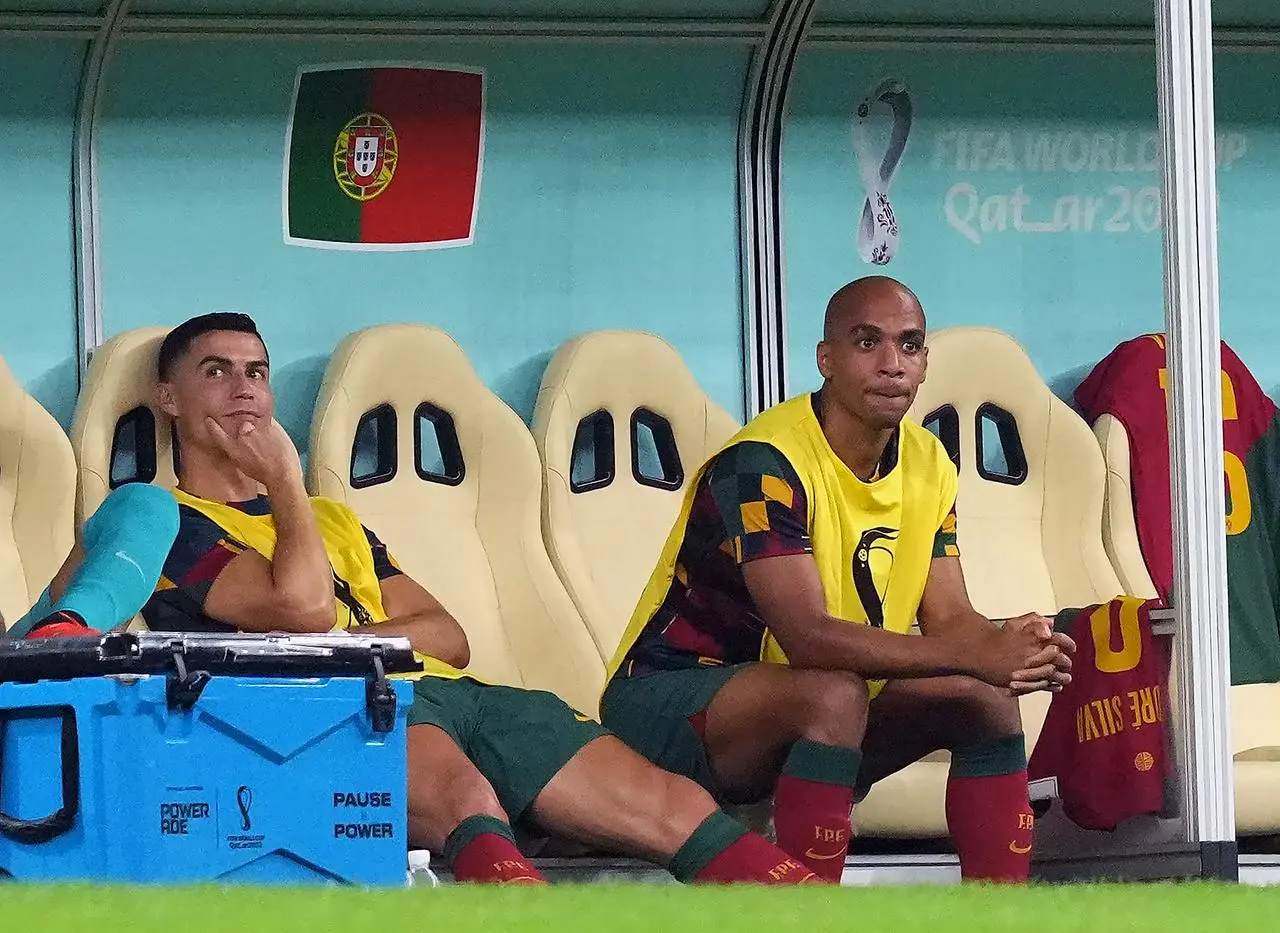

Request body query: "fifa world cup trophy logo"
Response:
[237, 785, 254, 832]
[854, 77, 912, 266]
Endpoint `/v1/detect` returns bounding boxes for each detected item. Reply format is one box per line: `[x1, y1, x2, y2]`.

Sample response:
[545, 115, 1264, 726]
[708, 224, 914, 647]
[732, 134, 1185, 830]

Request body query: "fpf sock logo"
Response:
[804, 825, 849, 861]
[1009, 811, 1034, 854]
[768, 859, 817, 883]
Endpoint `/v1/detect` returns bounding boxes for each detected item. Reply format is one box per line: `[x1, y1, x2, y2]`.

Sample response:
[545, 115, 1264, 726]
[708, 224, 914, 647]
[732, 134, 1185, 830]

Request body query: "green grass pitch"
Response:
[6, 882, 1278, 932]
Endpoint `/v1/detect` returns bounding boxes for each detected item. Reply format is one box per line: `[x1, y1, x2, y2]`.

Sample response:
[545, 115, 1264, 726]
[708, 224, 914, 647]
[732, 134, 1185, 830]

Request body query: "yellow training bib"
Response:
[173, 488, 467, 680]
[606, 394, 957, 698]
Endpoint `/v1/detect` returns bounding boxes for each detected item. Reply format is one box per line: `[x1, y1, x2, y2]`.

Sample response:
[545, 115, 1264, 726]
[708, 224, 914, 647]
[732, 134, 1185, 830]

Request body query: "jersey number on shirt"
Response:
[1158, 367, 1251, 536]
[1090, 598, 1144, 674]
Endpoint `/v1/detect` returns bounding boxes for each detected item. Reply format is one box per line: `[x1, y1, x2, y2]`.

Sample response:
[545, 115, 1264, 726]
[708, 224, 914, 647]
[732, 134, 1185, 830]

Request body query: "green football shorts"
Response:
[407, 676, 609, 821]
[600, 664, 747, 796]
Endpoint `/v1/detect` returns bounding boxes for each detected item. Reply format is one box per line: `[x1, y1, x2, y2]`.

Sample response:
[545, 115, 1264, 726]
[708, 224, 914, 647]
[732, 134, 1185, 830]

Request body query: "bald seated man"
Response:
[600, 276, 1076, 883]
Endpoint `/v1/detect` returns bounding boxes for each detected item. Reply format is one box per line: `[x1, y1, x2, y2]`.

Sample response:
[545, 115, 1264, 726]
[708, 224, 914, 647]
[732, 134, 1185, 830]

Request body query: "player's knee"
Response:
[951, 677, 1022, 735]
[646, 771, 720, 850]
[455, 780, 508, 824]
[790, 670, 870, 744]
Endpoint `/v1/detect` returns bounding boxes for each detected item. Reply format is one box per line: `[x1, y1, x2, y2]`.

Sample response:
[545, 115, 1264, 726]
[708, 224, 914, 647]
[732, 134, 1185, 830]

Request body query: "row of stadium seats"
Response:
[0, 355, 77, 627]
[68, 325, 737, 722]
[1, 324, 1277, 838]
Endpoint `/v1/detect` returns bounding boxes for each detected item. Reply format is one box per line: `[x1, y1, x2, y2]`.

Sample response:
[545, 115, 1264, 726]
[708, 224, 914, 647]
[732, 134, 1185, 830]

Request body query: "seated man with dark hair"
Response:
[7, 482, 178, 640]
[142, 311, 818, 886]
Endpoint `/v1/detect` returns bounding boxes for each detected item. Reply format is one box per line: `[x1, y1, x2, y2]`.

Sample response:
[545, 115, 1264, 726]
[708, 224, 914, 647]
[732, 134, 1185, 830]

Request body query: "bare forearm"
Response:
[353, 611, 470, 668]
[263, 478, 333, 622]
[922, 607, 1000, 641]
[781, 614, 984, 680]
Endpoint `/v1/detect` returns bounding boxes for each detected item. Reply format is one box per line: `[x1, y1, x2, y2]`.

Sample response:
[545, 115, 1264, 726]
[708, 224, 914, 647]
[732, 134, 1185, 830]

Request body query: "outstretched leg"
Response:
[407, 723, 545, 884]
[528, 734, 816, 885]
[463, 679, 819, 885]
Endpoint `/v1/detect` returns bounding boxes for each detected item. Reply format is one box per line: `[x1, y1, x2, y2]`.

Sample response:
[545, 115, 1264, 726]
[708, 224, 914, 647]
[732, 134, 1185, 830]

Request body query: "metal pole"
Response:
[72, 0, 130, 385]
[1154, 0, 1237, 879]
[806, 22, 1280, 52]
[121, 14, 764, 42]
[737, 0, 818, 419]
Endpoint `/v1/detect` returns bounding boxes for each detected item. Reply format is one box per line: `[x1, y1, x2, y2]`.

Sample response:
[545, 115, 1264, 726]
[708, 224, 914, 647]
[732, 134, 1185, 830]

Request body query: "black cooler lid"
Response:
[0, 631, 422, 684]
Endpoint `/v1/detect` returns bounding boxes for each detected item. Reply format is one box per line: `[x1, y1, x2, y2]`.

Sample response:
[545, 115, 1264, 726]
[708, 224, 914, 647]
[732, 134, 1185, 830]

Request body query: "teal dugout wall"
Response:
[782, 46, 1280, 404]
[1, 2, 1278, 448]
[0, 36, 87, 425]
[96, 38, 749, 443]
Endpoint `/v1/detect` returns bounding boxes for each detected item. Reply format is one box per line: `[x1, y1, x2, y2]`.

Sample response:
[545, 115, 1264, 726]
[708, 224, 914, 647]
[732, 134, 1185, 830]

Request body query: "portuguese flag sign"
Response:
[284, 66, 484, 249]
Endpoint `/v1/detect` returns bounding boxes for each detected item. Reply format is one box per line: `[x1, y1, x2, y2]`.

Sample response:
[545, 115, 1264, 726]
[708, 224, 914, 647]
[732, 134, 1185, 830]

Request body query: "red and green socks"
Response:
[669, 811, 820, 884]
[444, 814, 546, 884]
[772, 739, 862, 882]
[946, 734, 1034, 882]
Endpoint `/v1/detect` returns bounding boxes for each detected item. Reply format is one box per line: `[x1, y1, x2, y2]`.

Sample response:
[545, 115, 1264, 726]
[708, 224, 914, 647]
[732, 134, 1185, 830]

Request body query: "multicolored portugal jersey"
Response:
[608, 392, 957, 702]
[1027, 597, 1171, 831]
[144, 488, 467, 680]
[1075, 334, 1280, 684]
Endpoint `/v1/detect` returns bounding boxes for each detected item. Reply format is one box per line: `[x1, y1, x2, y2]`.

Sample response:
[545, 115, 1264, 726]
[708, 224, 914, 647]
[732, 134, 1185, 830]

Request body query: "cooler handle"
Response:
[0, 707, 80, 844]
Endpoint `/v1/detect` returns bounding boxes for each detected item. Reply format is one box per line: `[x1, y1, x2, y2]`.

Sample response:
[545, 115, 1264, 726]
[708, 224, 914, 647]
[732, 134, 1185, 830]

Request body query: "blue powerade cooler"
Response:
[0, 631, 419, 885]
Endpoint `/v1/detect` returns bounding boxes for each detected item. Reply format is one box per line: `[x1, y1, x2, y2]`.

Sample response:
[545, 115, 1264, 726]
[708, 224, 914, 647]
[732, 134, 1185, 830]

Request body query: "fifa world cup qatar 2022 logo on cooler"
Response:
[226, 784, 264, 850]
[333, 112, 399, 201]
[237, 784, 253, 831]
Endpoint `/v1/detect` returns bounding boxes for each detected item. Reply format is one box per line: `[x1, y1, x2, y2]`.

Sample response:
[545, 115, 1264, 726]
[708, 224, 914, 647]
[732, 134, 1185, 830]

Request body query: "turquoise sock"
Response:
[9, 483, 179, 637]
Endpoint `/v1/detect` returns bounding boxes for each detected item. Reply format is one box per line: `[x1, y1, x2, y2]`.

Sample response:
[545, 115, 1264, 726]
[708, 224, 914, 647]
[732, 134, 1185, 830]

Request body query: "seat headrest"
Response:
[0, 353, 77, 624]
[534, 330, 739, 454]
[310, 324, 604, 714]
[907, 327, 1122, 615]
[312, 325, 485, 431]
[532, 329, 740, 659]
[70, 327, 174, 523]
[916, 327, 1045, 413]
